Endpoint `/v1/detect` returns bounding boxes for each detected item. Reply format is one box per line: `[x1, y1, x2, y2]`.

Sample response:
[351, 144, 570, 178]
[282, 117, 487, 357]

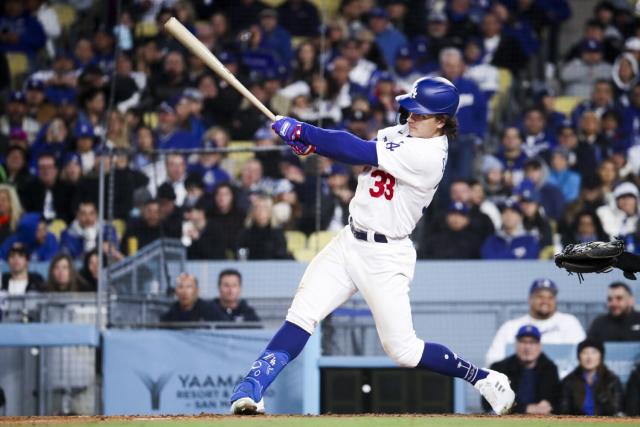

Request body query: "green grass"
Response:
[8, 415, 639, 427]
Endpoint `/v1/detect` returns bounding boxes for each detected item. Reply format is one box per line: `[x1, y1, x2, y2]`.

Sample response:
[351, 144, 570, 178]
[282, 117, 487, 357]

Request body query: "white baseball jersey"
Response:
[485, 312, 586, 366]
[349, 124, 448, 238]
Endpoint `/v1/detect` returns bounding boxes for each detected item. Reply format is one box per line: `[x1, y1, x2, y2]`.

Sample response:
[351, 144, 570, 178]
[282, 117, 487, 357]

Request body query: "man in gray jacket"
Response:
[561, 39, 612, 98]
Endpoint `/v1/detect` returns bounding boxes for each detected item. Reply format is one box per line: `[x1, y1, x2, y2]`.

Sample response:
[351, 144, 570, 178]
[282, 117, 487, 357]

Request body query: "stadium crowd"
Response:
[0, 0, 639, 267]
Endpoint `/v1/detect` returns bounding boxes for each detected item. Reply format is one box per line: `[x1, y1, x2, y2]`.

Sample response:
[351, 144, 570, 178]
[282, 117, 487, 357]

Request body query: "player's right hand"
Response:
[272, 116, 302, 141]
[287, 139, 316, 156]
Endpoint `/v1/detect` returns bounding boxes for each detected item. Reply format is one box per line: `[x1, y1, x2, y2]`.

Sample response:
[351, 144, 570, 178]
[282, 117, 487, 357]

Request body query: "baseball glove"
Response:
[554, 240, 625, 282]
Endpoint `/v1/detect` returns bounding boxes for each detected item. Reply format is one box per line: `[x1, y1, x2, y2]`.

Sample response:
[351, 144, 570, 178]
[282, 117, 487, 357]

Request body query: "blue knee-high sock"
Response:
[418, 342, 488, 385]
[237, 321, 310, 397]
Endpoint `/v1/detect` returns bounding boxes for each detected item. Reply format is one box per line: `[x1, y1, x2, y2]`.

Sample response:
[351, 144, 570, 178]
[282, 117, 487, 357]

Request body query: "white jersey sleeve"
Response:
[375, 125, 448, 190]
[348, 125, 449, 238]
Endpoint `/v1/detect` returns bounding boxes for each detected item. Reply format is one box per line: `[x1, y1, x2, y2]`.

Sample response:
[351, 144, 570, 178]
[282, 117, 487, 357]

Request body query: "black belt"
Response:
[349, 219, 388, 243]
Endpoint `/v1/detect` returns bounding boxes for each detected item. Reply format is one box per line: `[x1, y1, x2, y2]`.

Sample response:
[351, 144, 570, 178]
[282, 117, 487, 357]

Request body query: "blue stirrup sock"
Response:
[233, 321, 310, 400]
[418, 342, 488, 385]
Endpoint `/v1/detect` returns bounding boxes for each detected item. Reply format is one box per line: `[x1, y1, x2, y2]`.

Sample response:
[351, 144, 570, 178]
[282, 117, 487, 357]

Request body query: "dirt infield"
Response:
[1, 414, 639, 427]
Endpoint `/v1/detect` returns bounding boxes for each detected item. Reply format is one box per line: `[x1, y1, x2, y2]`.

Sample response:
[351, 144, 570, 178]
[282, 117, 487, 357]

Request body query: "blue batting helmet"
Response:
[396, 77, 459, 117]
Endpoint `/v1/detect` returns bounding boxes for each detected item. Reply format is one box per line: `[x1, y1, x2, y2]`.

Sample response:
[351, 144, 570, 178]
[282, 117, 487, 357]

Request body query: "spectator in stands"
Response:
[291, 41, 319, 83]
[469, 179, 501, 231]
[536, 88, 567, 136]
[596, 181, 639, 240]
[1, 242, 44, 294]
[4, 145, 31, 197]
[209, 183, 244, 255]
[319, 163, 353, 232]
[438, 48, 486, 181]
[0, 184, 23, 245]
[391, 46, 421, 94]
[0, 91, 40, 143]
[156, 182, 182, 239]
[236, 158, 294, 215]
[368, 7, 407, 69]
[483, 325, 559, 414]
[479, 11, 528, 75]
[211, 269, 260, 322]
[277, 0, 320, 37]
[623, 82, 640, 147]
[160, 273, 218, 322]
[575, 112, 610, 180]
[481, 155, 509, 205]
[60, 153, 83, 195]
[565, 19, 618, 64]
[236, 195, 289, 260]
[22, 153, 74, 223]
[257, 9, 292, 66]
[612, 53, 638, 106]
[411, 11, 455, 73]
[517, 186, 553, 248]
[73, 121, 96, 174]
[60, 201, 117, 260]
[561, 210, 609, 246]
[547, 147, 581, 203]
[183, 173, 206, 210]
[154, 102, 199, 150]
[561, 40, 613, 99]
[161, 154, 187, 207]
[495, 127, 527, 189]
[559, 339, 624, 416]
[30, 117, 69, 165]
[481, 199, 539, 260]
[420, 202, 483, 259]
[45, 253, 89, 292]
[522, 158, 565, 221]
[588, 282, 640, 341]
[121, 199, 163, 255]
[626, 363, 640, 415]
[521, 107, 556, 159]
[0, 0, 46, 60]
[182, 203, 225, 260]
[79, 248, 98, 292]
[147, 50, 190, 105]
[486, 278, 586, 366]
[571, 80, 618, 127]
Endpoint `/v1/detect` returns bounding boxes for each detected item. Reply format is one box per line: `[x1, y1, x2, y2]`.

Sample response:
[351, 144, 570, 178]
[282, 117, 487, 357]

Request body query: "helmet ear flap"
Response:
[398, 106, 409, 125]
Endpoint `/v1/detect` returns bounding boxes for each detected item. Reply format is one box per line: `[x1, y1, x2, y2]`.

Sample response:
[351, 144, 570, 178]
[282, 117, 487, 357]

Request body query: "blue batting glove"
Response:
[287, 139, 316, 156]
[272, 116, 303, 141]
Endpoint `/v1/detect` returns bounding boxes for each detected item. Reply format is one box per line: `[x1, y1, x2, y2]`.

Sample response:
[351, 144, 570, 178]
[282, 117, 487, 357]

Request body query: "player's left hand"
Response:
[272, 116, 302, 141]
[287, 139, 316, 156]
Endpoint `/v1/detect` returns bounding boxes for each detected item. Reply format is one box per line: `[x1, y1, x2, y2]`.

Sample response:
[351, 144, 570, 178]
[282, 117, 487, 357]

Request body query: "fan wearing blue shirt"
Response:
[155, 102, 200, 150]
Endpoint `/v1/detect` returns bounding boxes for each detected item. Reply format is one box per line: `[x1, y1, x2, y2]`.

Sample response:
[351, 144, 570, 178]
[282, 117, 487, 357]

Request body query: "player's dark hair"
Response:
[609, 281, 633, 295]
[441, 116, 458, 139]
[218, 268, 242, 286]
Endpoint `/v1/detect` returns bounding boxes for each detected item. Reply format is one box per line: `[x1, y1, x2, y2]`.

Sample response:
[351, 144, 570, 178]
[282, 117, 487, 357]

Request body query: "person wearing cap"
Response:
[367, 7, 407, 70]
[420, 201, 483, 259]
[482, 325, 560, 414]
[559, 338, 623, 415]
[174, 92, 205, 143]
[410, 10, 455, 73]
[438, 47, 487, 182]
[517, 185, 553, 248]
[565, 19, 618, 64]
[596, 181, 639, 240]
[158, 99, 200, 151]
[24, 78, 55, 124]
[480, 198, 539, 260]
[258, 8, 293, 67]
[522, 159, 566, 221]
[485, 279, 586, 366]
[547, 146, 581, 203]
[588, 281, 640, 342]
[560, 38, 612, 98]
[0, 242, 44, 294]
[73, 120, 96, 174]
[392, 45, 421, 93]
[0, 91, 40, 143]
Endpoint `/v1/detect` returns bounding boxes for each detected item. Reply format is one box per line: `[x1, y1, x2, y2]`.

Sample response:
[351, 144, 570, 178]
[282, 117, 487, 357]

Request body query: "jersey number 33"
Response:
[369, 170, 396, 201]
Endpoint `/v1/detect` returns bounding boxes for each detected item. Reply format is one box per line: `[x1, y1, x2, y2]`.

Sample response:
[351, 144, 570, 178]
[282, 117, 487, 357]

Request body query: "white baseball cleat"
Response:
[230, 396, 265, 415]
[474, 369, 515, 415]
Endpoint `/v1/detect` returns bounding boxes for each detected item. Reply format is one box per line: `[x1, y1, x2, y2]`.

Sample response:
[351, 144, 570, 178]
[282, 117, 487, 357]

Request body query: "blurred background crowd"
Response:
[0, 0, 640, 282]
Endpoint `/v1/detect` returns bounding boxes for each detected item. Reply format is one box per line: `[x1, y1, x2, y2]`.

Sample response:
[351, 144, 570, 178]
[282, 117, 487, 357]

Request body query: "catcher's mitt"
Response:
[554, 240, 625, 282]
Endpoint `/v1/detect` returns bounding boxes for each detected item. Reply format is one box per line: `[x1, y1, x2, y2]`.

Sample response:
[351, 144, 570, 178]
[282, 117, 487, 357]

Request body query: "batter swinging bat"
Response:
[164, 17, 277, 122]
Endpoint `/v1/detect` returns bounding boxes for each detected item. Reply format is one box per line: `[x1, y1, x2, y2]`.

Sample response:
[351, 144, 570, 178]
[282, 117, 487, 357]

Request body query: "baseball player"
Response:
[230, 77, 515, 415]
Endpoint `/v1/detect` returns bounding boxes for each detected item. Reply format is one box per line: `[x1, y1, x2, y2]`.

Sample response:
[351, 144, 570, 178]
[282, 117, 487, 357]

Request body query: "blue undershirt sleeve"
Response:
[300, 124, 378, 166]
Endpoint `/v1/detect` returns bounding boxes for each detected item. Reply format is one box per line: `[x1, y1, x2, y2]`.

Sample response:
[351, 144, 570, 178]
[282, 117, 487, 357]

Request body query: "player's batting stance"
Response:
[230, 77, 516, 415]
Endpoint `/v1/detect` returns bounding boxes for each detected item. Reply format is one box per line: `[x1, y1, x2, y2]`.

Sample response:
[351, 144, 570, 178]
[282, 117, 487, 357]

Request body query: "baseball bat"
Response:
[164, 17, 277, 122]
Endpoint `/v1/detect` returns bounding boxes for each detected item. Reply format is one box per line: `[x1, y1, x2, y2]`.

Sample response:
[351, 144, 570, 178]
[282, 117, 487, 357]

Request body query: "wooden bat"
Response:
[164, 17, 277, 122]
